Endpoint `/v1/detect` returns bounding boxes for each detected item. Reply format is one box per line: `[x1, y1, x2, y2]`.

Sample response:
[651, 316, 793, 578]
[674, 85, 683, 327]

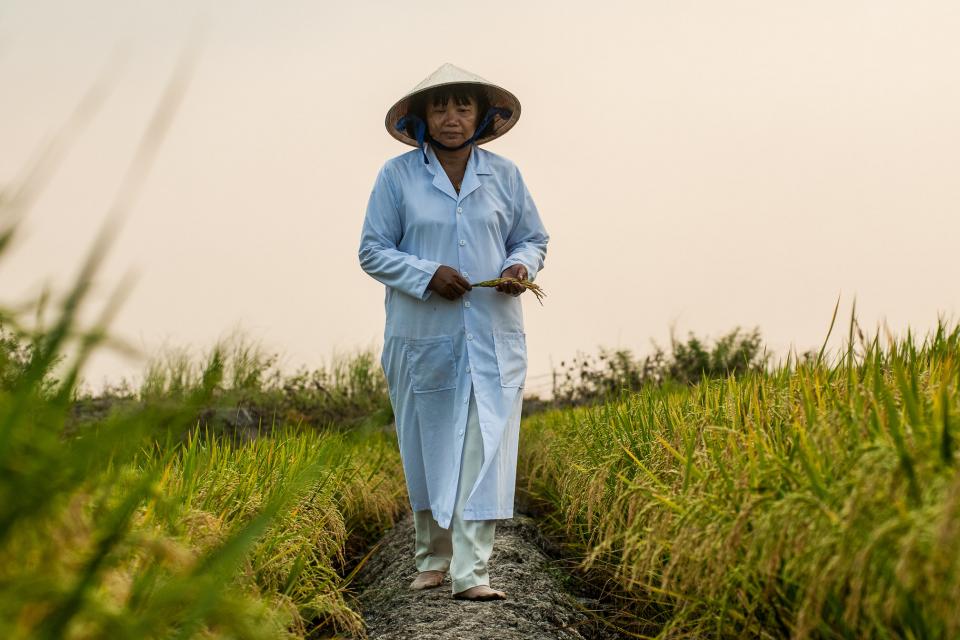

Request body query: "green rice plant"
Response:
[0, 75, 405, 640]
[520, 317, 960, 638]
[138, 331, 278, 403]
[1, 45, 411, 637]
[0, 258, 254, 639]
[126, 339, 392, 436]
[265, 349, 392, 431]
[1, 262, 313, 639]
[0, 212, 405, 637]
[0, 228, 406, 639]
[0, 212, 409, 638]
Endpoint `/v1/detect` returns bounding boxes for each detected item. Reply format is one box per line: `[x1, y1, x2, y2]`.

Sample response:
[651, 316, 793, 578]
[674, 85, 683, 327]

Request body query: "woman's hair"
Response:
[405, 83, 494, 141]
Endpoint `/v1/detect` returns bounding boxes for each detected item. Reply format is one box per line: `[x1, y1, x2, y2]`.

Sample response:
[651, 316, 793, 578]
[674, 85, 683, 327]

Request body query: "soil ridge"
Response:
[355, 513, 621, 640]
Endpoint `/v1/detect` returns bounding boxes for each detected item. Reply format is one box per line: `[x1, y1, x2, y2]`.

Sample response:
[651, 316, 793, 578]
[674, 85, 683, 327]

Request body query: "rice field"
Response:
[5, 191, 958, 637]
[0, 265, 405, 638]
[519, 318, 960, 639]
[1, 123, 407, 636]
[0, 358, 406, 639]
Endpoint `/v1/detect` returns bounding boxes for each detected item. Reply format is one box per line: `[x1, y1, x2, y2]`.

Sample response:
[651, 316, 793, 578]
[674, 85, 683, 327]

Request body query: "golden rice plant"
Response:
[471, 278, 546, 305]
[519, 316, 960, 639]
[1, 44, 407, 639]
[1, 178, 403, 640]
[138, 425, 406, 637]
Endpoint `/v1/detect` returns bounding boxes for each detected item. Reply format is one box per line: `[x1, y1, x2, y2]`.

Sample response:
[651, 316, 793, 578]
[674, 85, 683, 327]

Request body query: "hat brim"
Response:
[384, 81, 521, 147]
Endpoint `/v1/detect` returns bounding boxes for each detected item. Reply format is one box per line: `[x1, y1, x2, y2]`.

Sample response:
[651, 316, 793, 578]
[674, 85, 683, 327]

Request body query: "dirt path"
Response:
[354, 513, 622, 640]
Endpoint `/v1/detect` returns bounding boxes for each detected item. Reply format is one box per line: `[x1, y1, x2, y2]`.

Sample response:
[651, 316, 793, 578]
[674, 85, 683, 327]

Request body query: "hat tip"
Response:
[436, 62, 461, 73]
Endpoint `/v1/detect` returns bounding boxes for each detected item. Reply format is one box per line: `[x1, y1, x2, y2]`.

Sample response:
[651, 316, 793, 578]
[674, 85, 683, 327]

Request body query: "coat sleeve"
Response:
[358, 164, 441, 301]
[500, 166, 549, 281]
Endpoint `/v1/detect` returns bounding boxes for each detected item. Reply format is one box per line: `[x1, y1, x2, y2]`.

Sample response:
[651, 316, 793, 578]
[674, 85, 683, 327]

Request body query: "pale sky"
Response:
[2, 0, 958, 397]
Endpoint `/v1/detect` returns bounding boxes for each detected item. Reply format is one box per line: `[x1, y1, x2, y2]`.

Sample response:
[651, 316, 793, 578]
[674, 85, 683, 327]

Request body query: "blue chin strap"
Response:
[395, 106, 512, 164]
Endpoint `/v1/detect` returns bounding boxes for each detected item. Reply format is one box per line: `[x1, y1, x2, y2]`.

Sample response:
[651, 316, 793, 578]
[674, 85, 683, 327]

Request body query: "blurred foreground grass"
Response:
[519, 317, 960, 638]
[0, 302, 404, 638]
[1, 181, 401, 639]
[0, 49, 409, 636]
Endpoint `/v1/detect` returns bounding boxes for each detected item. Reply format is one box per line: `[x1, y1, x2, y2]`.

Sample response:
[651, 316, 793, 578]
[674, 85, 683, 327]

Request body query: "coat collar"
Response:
[424, 144, 491, 201]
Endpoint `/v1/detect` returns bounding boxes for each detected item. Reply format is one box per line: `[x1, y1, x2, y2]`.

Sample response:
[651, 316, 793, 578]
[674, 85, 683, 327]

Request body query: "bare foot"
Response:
[453, 585, 507, 601]
[409, 570, 445, 590]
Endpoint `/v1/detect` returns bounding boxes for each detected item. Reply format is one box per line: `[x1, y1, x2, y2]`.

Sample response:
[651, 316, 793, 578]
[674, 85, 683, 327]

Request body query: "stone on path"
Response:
[355, 514, 620, 640]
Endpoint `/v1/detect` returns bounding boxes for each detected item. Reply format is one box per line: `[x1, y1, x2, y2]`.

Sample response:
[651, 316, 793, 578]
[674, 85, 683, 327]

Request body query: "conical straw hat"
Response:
[385, 63, 521, 147]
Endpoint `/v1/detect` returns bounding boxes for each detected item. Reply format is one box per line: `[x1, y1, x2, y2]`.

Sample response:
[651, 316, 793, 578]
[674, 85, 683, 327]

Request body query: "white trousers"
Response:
[413, 387, 496, 593]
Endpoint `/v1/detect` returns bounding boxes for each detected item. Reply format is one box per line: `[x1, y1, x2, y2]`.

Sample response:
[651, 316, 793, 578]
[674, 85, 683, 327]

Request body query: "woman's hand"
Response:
[496, 264, 528, 296]
[428, 265, 473, 300]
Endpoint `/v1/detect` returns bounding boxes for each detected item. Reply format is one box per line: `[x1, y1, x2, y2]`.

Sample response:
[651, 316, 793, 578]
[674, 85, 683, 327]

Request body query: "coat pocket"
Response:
[493, 331, 527, 388]
[404, 336, 457, 393]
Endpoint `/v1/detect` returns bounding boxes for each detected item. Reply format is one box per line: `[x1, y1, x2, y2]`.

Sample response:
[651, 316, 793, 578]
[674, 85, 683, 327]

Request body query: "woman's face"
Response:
[426, 96, 478, 148]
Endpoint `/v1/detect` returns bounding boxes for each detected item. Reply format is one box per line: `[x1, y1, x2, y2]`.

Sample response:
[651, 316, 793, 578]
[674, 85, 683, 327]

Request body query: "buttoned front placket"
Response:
[456, 196, 474, 418]
[427, 144, 484, 403]
[423, 143, 489, 488]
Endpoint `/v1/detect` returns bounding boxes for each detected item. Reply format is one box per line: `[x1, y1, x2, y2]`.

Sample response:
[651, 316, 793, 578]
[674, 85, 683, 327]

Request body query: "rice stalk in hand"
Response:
[471, 278, 546, 305]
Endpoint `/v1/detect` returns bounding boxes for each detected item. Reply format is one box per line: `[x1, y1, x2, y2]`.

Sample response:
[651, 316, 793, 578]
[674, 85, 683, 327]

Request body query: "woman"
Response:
[358, 63, 549, 601]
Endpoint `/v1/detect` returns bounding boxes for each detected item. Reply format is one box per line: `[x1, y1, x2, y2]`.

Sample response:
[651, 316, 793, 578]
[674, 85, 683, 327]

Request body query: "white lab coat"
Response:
[358, 143, 549, 528]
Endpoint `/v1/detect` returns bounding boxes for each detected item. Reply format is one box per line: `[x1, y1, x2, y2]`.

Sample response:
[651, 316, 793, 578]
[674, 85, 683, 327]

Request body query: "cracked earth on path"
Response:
[354, 513, 623, 640]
